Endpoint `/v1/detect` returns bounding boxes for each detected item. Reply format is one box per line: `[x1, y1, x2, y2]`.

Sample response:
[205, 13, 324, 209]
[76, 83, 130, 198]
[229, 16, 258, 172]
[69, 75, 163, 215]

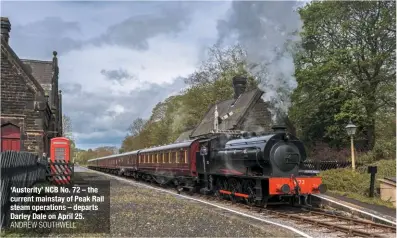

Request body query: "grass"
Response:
[319, 159, 396, 208]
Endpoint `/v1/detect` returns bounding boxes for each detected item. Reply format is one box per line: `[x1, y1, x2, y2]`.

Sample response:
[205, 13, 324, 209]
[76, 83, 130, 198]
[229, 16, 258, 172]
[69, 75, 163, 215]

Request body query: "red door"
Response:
[1, 124, 21, 152]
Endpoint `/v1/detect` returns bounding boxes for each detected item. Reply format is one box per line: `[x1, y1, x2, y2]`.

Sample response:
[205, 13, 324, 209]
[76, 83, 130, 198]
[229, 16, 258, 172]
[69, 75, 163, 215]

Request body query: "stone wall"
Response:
[239, 97, 273, 133]
[1, 41, 48, 154]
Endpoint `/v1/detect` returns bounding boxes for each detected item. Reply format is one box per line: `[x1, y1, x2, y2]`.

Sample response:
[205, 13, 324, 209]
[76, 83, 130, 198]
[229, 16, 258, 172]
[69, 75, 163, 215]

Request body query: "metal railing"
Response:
[0, 151, 47, 227]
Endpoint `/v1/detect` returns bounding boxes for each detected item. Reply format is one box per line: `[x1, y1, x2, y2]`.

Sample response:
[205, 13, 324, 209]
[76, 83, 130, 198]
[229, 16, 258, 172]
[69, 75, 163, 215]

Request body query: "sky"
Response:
[2, 1, 307, 150]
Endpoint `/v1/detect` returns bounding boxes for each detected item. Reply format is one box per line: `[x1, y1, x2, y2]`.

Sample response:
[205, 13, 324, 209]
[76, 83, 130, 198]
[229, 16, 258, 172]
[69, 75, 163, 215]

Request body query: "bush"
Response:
[320, 169, 370, 195]
[319, 159, 396, 207]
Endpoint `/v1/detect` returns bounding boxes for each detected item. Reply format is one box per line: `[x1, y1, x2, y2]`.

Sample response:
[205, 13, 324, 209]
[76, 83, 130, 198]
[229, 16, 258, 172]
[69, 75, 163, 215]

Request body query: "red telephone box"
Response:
[50, 137, 72, 184]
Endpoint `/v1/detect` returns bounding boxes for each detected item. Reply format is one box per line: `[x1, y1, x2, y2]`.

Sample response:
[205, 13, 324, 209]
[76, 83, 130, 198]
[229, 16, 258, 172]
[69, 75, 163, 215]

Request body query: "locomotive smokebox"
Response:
[272, 125, 287, 133]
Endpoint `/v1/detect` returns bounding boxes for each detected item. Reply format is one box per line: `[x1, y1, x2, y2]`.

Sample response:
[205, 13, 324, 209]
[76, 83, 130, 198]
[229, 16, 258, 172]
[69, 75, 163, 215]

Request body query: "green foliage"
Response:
[320, 168, 369, 194]
[320, 159, 396, 207]
[291, 1, 396, 150]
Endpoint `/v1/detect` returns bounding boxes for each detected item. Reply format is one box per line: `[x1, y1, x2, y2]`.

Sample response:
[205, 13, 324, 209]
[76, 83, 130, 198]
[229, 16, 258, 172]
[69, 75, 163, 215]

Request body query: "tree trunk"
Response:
[366, 118, 376, 150]
[364, 102, 376, 150]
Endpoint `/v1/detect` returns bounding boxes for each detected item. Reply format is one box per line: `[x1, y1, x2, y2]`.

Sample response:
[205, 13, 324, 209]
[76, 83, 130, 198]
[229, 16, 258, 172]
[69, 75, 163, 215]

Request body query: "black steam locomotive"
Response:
[88, 126, 326, 206]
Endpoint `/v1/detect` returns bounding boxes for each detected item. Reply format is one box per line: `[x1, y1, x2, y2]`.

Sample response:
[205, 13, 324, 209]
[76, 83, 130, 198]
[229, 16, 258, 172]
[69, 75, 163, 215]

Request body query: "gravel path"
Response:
[76, 171, 300, 237]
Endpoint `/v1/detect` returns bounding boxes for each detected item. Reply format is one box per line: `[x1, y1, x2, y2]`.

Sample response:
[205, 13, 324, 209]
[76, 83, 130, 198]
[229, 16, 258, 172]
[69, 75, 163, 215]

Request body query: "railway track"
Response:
[198, 194, 396, 237]
[264, 208, 396, 237]
[91, 168, 397, 238]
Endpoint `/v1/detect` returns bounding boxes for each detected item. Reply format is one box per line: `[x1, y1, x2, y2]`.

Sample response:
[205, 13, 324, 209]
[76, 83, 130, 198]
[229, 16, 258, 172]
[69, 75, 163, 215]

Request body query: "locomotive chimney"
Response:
[272, 125, 287, 133]
[232, 76, 247, 99]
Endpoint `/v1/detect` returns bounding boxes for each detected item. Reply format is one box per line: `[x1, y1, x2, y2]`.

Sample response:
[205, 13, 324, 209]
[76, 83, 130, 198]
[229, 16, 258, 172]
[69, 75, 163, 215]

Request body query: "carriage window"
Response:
[164, 152, 169, 163]
[176, 151, 179, 164]
[162, 153, 165, 163]
[184, 150, 188, 163]
[171, 151, 176, 164]
[156, 154, 159, 163]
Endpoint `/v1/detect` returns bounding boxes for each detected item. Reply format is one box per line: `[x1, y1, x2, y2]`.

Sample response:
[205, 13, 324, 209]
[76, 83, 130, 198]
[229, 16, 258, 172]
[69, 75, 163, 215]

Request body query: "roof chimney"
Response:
[1, 17, 11, 44]
[232, 76, 247, 99]
[272, 125, 287, 133]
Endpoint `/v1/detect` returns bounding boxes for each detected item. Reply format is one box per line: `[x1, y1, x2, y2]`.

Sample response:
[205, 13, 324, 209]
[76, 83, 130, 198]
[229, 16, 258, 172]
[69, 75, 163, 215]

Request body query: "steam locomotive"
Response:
[87, 126, 326, 206]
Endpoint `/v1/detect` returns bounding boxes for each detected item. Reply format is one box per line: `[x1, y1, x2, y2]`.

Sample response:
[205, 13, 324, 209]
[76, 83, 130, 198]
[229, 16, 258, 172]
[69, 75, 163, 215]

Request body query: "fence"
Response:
[0, 151, 47, 228]
[299, 160, 364, 175]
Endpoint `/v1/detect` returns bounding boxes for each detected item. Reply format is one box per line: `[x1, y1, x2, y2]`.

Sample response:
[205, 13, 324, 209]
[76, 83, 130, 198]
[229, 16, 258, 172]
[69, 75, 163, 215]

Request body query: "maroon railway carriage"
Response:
[137, 140, 200, 185]
[87, 139, 200, 189]
[89, 150, 139, 175]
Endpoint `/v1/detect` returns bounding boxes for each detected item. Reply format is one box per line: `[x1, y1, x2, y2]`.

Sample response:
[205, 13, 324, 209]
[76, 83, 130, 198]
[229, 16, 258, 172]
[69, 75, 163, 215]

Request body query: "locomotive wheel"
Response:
[228, 178, 242, 203]
[243, 180, 256, 206]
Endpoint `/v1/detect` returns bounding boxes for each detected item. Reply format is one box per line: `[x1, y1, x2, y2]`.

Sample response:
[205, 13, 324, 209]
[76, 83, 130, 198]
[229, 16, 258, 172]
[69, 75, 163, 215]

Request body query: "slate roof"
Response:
[174, 129, 194, 143]
[21, 59, 53, 92]
[190, 89, 263, 138]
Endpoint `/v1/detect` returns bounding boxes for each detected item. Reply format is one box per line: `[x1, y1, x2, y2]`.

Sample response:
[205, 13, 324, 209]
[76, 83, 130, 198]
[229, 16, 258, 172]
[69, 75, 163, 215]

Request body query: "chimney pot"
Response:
[232, 76, 247, 99]
[272, 125, 287, 133]
[1, 17, 11, 44]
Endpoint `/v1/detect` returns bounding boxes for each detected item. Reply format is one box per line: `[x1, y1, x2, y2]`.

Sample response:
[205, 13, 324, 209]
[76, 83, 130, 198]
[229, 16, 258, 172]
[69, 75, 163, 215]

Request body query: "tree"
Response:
[127, 118, 147, 136]
[185, 44, 257, 89]
[62, 114, 74, 139]
[291, 1, 396, 149]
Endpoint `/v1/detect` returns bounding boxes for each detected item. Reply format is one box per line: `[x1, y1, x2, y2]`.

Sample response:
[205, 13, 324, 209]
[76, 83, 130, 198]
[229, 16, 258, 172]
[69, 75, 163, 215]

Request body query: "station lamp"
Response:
[345, 120, 357, 171]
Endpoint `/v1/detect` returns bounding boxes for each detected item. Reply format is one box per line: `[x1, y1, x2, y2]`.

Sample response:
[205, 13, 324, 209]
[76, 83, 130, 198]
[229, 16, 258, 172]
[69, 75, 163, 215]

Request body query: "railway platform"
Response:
[69, 167, 302, 237]
[312, 193, 396, 226]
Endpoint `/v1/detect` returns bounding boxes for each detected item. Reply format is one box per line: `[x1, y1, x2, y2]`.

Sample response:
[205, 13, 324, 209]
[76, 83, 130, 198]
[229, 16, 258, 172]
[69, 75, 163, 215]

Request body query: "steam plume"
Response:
[217, 1, 305, 123]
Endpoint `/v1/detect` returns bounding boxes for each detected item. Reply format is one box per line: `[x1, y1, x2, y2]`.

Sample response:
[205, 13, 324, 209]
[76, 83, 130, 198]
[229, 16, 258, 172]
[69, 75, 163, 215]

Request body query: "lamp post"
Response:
[345, 120, 357, 171]
[200, 145, 209, 191]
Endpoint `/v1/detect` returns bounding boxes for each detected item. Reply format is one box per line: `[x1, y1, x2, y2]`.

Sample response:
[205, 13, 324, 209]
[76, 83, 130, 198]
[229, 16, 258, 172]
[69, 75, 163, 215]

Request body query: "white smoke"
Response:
[217, 1, 305, 123]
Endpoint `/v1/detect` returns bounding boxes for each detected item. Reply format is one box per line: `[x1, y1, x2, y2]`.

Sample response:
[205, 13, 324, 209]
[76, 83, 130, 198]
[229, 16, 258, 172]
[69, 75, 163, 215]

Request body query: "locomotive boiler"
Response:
[209, 126, 306, 177]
